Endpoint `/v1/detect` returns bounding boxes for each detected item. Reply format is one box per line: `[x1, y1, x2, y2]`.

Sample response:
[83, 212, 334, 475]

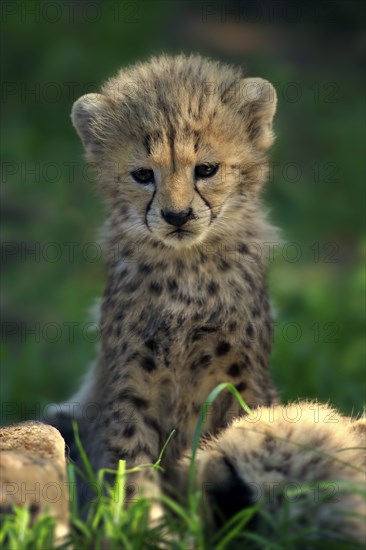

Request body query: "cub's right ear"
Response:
[71, 93, 109, 157]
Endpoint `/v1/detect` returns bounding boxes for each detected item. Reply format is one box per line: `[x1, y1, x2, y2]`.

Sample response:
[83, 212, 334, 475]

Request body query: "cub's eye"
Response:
[195, 163, 219, 179]
[131, 168, 155, 184]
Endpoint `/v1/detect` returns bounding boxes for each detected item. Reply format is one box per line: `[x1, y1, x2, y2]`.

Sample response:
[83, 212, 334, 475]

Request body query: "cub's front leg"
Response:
[96, 351, 177, 505]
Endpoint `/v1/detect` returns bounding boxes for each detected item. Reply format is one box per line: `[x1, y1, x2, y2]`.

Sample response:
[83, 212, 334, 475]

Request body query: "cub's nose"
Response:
[161, 208, 194, 227]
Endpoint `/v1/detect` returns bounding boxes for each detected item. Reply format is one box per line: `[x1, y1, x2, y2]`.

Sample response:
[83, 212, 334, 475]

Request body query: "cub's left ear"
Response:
[237, 78, 277, 150]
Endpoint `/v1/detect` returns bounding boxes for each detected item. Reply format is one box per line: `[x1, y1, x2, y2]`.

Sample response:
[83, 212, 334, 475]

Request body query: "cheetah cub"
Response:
[176, 402, 366, 544]
[53, 54, 279, 503]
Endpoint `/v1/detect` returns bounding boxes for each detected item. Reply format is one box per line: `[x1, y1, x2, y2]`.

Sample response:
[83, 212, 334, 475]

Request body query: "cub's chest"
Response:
[115, 255, 260, 311]
[104, 256, 266, 357]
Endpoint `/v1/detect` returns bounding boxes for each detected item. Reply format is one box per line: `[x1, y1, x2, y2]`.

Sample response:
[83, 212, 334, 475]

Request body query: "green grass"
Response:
[1, 386, 365, 550]
[2, 480, 364, 550]
[0, 507, 58, 550]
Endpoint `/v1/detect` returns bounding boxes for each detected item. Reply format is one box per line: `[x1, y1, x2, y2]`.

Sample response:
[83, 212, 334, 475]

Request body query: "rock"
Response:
[0, 421, 69, 542]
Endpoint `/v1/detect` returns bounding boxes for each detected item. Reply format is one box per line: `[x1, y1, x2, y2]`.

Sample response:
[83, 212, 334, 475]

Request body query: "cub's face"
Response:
[110, 127, 249, 249]
[72, 55, 277, 248]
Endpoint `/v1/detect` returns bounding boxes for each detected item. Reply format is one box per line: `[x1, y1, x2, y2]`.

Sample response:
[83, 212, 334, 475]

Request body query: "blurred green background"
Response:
[1, 0, 365, 424]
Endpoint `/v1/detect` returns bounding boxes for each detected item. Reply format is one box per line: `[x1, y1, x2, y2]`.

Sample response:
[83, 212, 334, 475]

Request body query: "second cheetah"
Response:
[176, 401, 366, 545]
